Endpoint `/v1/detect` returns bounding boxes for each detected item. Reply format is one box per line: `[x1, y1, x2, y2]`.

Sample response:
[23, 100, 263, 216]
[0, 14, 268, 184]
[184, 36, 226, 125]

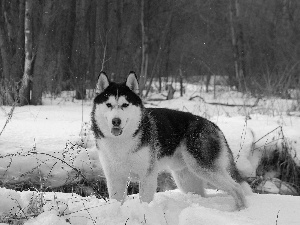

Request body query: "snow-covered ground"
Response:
[1, 187, 300, 225]
[0, 85, 300, 225]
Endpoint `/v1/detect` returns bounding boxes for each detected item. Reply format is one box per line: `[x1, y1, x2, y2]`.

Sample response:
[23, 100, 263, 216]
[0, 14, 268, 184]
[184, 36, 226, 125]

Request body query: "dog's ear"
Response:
[96, 72, 109, 94]
[126, 71, 139, 94]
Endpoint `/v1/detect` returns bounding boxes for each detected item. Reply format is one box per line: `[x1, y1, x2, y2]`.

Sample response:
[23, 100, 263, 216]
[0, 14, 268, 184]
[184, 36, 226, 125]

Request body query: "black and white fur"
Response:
[91, 71, 248, 210]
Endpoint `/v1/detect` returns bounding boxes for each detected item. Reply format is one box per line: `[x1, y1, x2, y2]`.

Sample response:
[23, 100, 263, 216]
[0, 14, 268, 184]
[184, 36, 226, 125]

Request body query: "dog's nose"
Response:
[112, 118, 121, 127]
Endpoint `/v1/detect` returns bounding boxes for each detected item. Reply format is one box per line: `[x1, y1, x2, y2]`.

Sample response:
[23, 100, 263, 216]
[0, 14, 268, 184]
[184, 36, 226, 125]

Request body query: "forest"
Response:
[1, 1, 300, 224]
[0, 0, 300, 105]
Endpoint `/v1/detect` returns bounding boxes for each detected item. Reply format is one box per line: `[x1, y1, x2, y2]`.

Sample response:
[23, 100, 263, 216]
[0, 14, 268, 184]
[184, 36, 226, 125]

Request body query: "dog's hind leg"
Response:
[171, 167, 205, 197]
[204, 170, 247, 210]
[181, 150, 247, 210]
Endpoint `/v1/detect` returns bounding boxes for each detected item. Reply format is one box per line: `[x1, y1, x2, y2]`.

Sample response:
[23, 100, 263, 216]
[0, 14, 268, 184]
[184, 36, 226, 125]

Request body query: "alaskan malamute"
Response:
[91, 71, 248, 210]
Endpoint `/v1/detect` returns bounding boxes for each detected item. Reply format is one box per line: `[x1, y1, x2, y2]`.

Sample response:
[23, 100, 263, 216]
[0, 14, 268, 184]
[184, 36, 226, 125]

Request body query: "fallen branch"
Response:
[189, 95, 260, 108]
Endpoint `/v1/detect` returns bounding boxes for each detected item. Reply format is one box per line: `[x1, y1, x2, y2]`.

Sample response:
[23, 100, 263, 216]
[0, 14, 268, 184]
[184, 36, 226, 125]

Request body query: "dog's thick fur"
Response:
[91, 72, 248, 210]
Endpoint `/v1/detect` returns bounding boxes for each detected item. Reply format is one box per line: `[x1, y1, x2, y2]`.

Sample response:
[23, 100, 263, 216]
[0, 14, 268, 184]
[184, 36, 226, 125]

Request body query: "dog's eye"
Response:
[121, 103, 129, 108]
[106, 103, 112, 108]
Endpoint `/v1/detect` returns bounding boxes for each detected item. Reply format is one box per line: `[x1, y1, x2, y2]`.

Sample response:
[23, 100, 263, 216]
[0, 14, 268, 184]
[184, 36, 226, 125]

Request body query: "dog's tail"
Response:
[225, 130, 254, 196]
[240, 129, 255, 195]
[228, 161, 253, 195]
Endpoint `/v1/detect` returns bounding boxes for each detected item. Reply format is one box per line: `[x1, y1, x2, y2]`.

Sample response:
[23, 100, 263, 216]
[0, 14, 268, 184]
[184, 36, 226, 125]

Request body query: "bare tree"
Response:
[0, 1, 14, 104]
[31, 0, 54, 105]
[54, 0, 76, 93]
[229, 0, 246, 92]
[139, 0, 148, 96]
[71, 0, 90, 100]
[19, 0, 32, 106]
[145, 10, 173, 98]
[0, 0, 26, 105]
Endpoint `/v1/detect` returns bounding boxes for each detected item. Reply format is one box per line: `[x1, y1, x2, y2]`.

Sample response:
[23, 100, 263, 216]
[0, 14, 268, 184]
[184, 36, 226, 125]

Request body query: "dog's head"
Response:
[92, 71, 143, 138]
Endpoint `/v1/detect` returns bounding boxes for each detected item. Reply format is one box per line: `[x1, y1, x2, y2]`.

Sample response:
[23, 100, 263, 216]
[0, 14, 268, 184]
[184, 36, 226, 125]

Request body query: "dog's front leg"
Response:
[139, 173, 158, 203]
[105, 172, 128, 203]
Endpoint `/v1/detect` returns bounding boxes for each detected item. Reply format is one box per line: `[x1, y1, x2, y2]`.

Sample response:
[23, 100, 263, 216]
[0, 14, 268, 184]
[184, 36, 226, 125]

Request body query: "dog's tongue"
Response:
[111, 127, 122, 136]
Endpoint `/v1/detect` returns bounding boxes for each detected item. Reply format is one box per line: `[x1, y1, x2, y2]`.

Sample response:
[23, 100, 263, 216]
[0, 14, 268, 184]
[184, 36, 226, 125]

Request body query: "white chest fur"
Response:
[96, 137, 151, 181]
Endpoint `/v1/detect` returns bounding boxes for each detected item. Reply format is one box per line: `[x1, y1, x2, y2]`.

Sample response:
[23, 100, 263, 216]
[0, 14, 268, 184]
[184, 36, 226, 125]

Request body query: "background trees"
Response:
[0, 0, 299, 105]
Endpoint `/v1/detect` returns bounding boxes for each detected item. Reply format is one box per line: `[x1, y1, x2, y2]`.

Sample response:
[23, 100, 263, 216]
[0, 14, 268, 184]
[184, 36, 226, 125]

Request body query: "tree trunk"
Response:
[0, 22, 11, 82]
[95, 0, 109, 75]
[115, 0, 124, 79]
[72, 0, 91, 100]
[179, 53, 184, 97]
[166, 84, 175, 100]
[0, 2, 13, 105]
[229, 0, 240, 91]
[87, 0, 96, 89]
[139, 0, 148, 96]
[12, 0, 25, 89]
[19, 0, 32, 106]
[205, 75, 211, 93]
[235, 0, 246, 91]
[163, 24, 172, 93]
[31, 0, 53, 105]
[229, 0, 246, 92]
[145, 11, 173, 98]
[179, 69, 183, 97]
[95, 0, 102, 73]
[55, 0, 76, 92]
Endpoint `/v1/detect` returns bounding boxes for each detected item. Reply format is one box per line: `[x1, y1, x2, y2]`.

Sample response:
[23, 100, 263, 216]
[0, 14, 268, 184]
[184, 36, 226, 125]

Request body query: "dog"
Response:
[91, 71, 248, 210]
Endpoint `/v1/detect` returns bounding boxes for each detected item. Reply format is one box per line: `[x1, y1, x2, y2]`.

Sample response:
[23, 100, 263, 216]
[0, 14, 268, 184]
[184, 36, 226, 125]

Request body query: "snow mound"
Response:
[1, 188, 299, 225]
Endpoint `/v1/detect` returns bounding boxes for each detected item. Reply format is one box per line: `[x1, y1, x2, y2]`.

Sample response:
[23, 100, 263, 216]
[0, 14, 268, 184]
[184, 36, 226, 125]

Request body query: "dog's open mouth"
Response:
[111, 127, 123, 136]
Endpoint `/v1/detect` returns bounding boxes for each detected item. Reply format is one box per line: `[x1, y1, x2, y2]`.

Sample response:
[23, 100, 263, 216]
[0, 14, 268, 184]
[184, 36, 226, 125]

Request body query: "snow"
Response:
[1, 188, 299, 225]
[1, 86, 300, 224]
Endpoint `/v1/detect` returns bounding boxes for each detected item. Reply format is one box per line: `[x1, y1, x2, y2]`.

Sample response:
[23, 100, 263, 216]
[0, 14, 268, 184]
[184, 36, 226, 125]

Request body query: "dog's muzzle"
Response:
[111, 118, 122, 136]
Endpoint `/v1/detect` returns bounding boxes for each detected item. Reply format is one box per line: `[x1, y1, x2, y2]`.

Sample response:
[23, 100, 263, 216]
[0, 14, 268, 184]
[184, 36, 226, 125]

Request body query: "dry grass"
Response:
[249, 136, 300, 195]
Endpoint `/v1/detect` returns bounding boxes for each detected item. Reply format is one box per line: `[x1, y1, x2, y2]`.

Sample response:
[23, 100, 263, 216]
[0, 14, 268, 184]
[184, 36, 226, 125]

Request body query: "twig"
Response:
[27, 151, 88, 182]
[0, 102, 16, 137]
[253, 126, 282, 144]
[82, 202, 97, 225]
[276, 210, 280, 225]
[235, 116, 248, 163]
